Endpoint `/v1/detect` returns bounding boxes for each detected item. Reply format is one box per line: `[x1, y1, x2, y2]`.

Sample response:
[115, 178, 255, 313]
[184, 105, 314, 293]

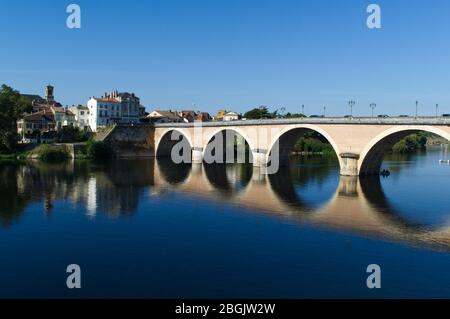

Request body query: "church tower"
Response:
[45, 85, 54, 103]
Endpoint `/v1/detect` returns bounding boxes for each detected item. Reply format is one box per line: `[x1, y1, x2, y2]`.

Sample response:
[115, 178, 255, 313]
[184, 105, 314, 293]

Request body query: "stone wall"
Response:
[104, 125, 155, 158]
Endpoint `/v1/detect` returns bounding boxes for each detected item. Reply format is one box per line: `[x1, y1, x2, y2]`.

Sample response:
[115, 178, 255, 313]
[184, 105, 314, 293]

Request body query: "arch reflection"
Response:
[1, 159, 450, 250]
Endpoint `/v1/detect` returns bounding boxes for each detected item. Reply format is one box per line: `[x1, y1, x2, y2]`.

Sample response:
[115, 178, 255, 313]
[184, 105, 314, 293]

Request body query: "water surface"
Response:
[0, 147, 449, 298]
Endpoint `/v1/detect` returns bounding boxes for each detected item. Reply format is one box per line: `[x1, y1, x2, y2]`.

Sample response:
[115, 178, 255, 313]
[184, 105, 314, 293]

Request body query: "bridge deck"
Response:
[152, 117, 450, 128]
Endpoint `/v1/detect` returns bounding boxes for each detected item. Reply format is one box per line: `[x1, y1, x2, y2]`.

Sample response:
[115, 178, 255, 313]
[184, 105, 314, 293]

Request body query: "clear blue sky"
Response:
[1, 0, 450, 116]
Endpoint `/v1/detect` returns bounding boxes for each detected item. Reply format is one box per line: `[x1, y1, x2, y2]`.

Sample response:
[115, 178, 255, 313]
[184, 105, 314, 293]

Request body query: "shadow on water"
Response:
[268, 155, 340, 212]
[203, 163, 253, 197]
[0, 150, 449, 248]
[156, 158, 191, 185]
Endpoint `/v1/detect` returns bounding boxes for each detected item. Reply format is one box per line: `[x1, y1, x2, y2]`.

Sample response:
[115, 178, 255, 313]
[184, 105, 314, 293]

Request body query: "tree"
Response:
[244, 106, 277, 120]
[285, 112, 306, 119]
[0, 85, 31, 151]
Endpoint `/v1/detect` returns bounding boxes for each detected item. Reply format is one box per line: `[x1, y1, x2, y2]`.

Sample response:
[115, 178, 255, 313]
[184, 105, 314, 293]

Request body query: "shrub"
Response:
[86, 140, 112, 160]
[56, 126, 90, 143]
[37, 144, 70, 162]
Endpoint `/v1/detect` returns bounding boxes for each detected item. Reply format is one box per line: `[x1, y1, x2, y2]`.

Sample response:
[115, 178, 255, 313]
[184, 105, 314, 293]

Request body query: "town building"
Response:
[52, 107, 76, 129]
[17, 111, 55, 138]
[215, 110, 227, 121]
[87, 90, 144, 132]
[145, 110, 184, 123]
[223, 111, 240, 121]
[87, 97, 121, 132]
[21, 85, 62, 112]
[113, 91, 141, 124]
[195, 112, 213, 122]
[69, 105, 91, 131]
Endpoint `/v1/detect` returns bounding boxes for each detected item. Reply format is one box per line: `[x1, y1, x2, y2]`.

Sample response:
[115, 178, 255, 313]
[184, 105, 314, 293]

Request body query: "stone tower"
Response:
[45, 85, 54, 102]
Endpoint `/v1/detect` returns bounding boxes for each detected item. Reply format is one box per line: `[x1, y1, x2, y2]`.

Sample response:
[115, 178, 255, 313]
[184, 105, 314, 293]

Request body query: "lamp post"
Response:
[436, 104, 439, 118]
[370, 103, 377, 118]
[323, 106, 326, 117]
[348, 100, 355, 117]
[301, 105, 305, 117]
[415, 101, 419, 118]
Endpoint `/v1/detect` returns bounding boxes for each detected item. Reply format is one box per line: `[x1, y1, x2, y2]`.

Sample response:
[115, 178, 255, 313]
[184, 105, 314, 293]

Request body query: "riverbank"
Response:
[0, 140, 112, 163]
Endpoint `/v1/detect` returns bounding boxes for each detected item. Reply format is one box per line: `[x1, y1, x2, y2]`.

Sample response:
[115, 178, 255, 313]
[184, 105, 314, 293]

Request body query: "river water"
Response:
[0, 146, 449, 298]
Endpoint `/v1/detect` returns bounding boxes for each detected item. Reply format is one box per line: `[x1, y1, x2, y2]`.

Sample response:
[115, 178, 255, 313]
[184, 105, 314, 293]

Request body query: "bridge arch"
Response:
[202, 128, 255, 164]
[359, 126, 450, 175]
[266, 124, 344, 171]
[155, 128, 194, 158]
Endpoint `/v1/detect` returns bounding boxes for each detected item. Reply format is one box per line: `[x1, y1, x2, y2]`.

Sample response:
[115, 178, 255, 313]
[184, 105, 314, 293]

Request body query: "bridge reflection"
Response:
[154, 159, 450, 250]
[1, 159, 449, 250]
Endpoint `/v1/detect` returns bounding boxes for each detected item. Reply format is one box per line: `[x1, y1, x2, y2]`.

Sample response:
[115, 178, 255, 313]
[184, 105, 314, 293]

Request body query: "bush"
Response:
[56, 126, 90, 143]
[37, 144, 70, 162]
[392, 133, 428, 153]
[86, 140, 112, 160]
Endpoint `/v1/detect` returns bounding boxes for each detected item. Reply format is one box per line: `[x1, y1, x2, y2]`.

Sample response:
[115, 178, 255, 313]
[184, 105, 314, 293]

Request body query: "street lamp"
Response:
[370, 103, 377, 118]
[415, 101, 419, 118]
[348, 100, 355, 117]
[436, 104, 439, 118]
[323, 106, 326, 117]
[301, 105, 305, 117]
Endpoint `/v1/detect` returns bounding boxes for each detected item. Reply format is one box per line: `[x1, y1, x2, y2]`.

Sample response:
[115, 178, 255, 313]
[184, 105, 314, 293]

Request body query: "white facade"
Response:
[87, 98, 121, 132]
[69, 105, 91, 131]
[223, 112, 239, 121]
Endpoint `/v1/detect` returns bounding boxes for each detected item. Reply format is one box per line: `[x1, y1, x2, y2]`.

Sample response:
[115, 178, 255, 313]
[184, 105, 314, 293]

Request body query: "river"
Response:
[0, 146, 449, 298]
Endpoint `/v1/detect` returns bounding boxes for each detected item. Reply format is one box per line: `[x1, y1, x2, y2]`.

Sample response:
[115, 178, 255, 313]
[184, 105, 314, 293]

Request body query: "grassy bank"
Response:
[0, 139, 112, 164]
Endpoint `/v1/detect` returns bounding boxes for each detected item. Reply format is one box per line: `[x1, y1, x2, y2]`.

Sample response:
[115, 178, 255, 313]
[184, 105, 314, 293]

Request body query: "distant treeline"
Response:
[292, 132, 445, 156]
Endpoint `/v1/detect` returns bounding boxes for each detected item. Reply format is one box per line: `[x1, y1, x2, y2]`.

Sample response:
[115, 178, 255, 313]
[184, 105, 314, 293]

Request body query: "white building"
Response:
[223, 111, 240, 121]
[69, 105, 91, 131]
[87, 90, 144, 132]
[87, 97, 121, 132]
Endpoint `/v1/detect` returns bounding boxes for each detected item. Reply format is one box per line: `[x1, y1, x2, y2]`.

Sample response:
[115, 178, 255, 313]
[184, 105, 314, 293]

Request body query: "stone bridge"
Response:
[105, 117, 450, 176]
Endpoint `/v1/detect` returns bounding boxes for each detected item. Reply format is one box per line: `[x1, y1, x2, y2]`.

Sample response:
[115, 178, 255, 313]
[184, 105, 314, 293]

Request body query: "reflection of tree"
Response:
[156, 159, 191, 185]
[0, 163, 31, 227]
[268, 156, 339, 211]
[288, 155, 339, 187]
[0, 160, 157, 227]
[382, 151, 424, 173]
[203, 163, 252, 197]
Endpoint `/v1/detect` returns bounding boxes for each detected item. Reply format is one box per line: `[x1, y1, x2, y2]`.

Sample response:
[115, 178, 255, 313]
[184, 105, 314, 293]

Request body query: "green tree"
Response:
[0, 85, 32, 151]
[244, 106, 277, 120]
[285, 112, 306, 119]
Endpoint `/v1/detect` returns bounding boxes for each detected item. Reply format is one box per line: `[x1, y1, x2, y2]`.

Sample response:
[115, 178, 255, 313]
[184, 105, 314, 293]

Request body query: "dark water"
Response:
[0, 146, 450, 298]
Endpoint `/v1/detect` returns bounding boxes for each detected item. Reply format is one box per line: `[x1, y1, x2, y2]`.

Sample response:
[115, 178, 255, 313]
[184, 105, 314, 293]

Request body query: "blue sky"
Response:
[1, 0, 450, 116]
